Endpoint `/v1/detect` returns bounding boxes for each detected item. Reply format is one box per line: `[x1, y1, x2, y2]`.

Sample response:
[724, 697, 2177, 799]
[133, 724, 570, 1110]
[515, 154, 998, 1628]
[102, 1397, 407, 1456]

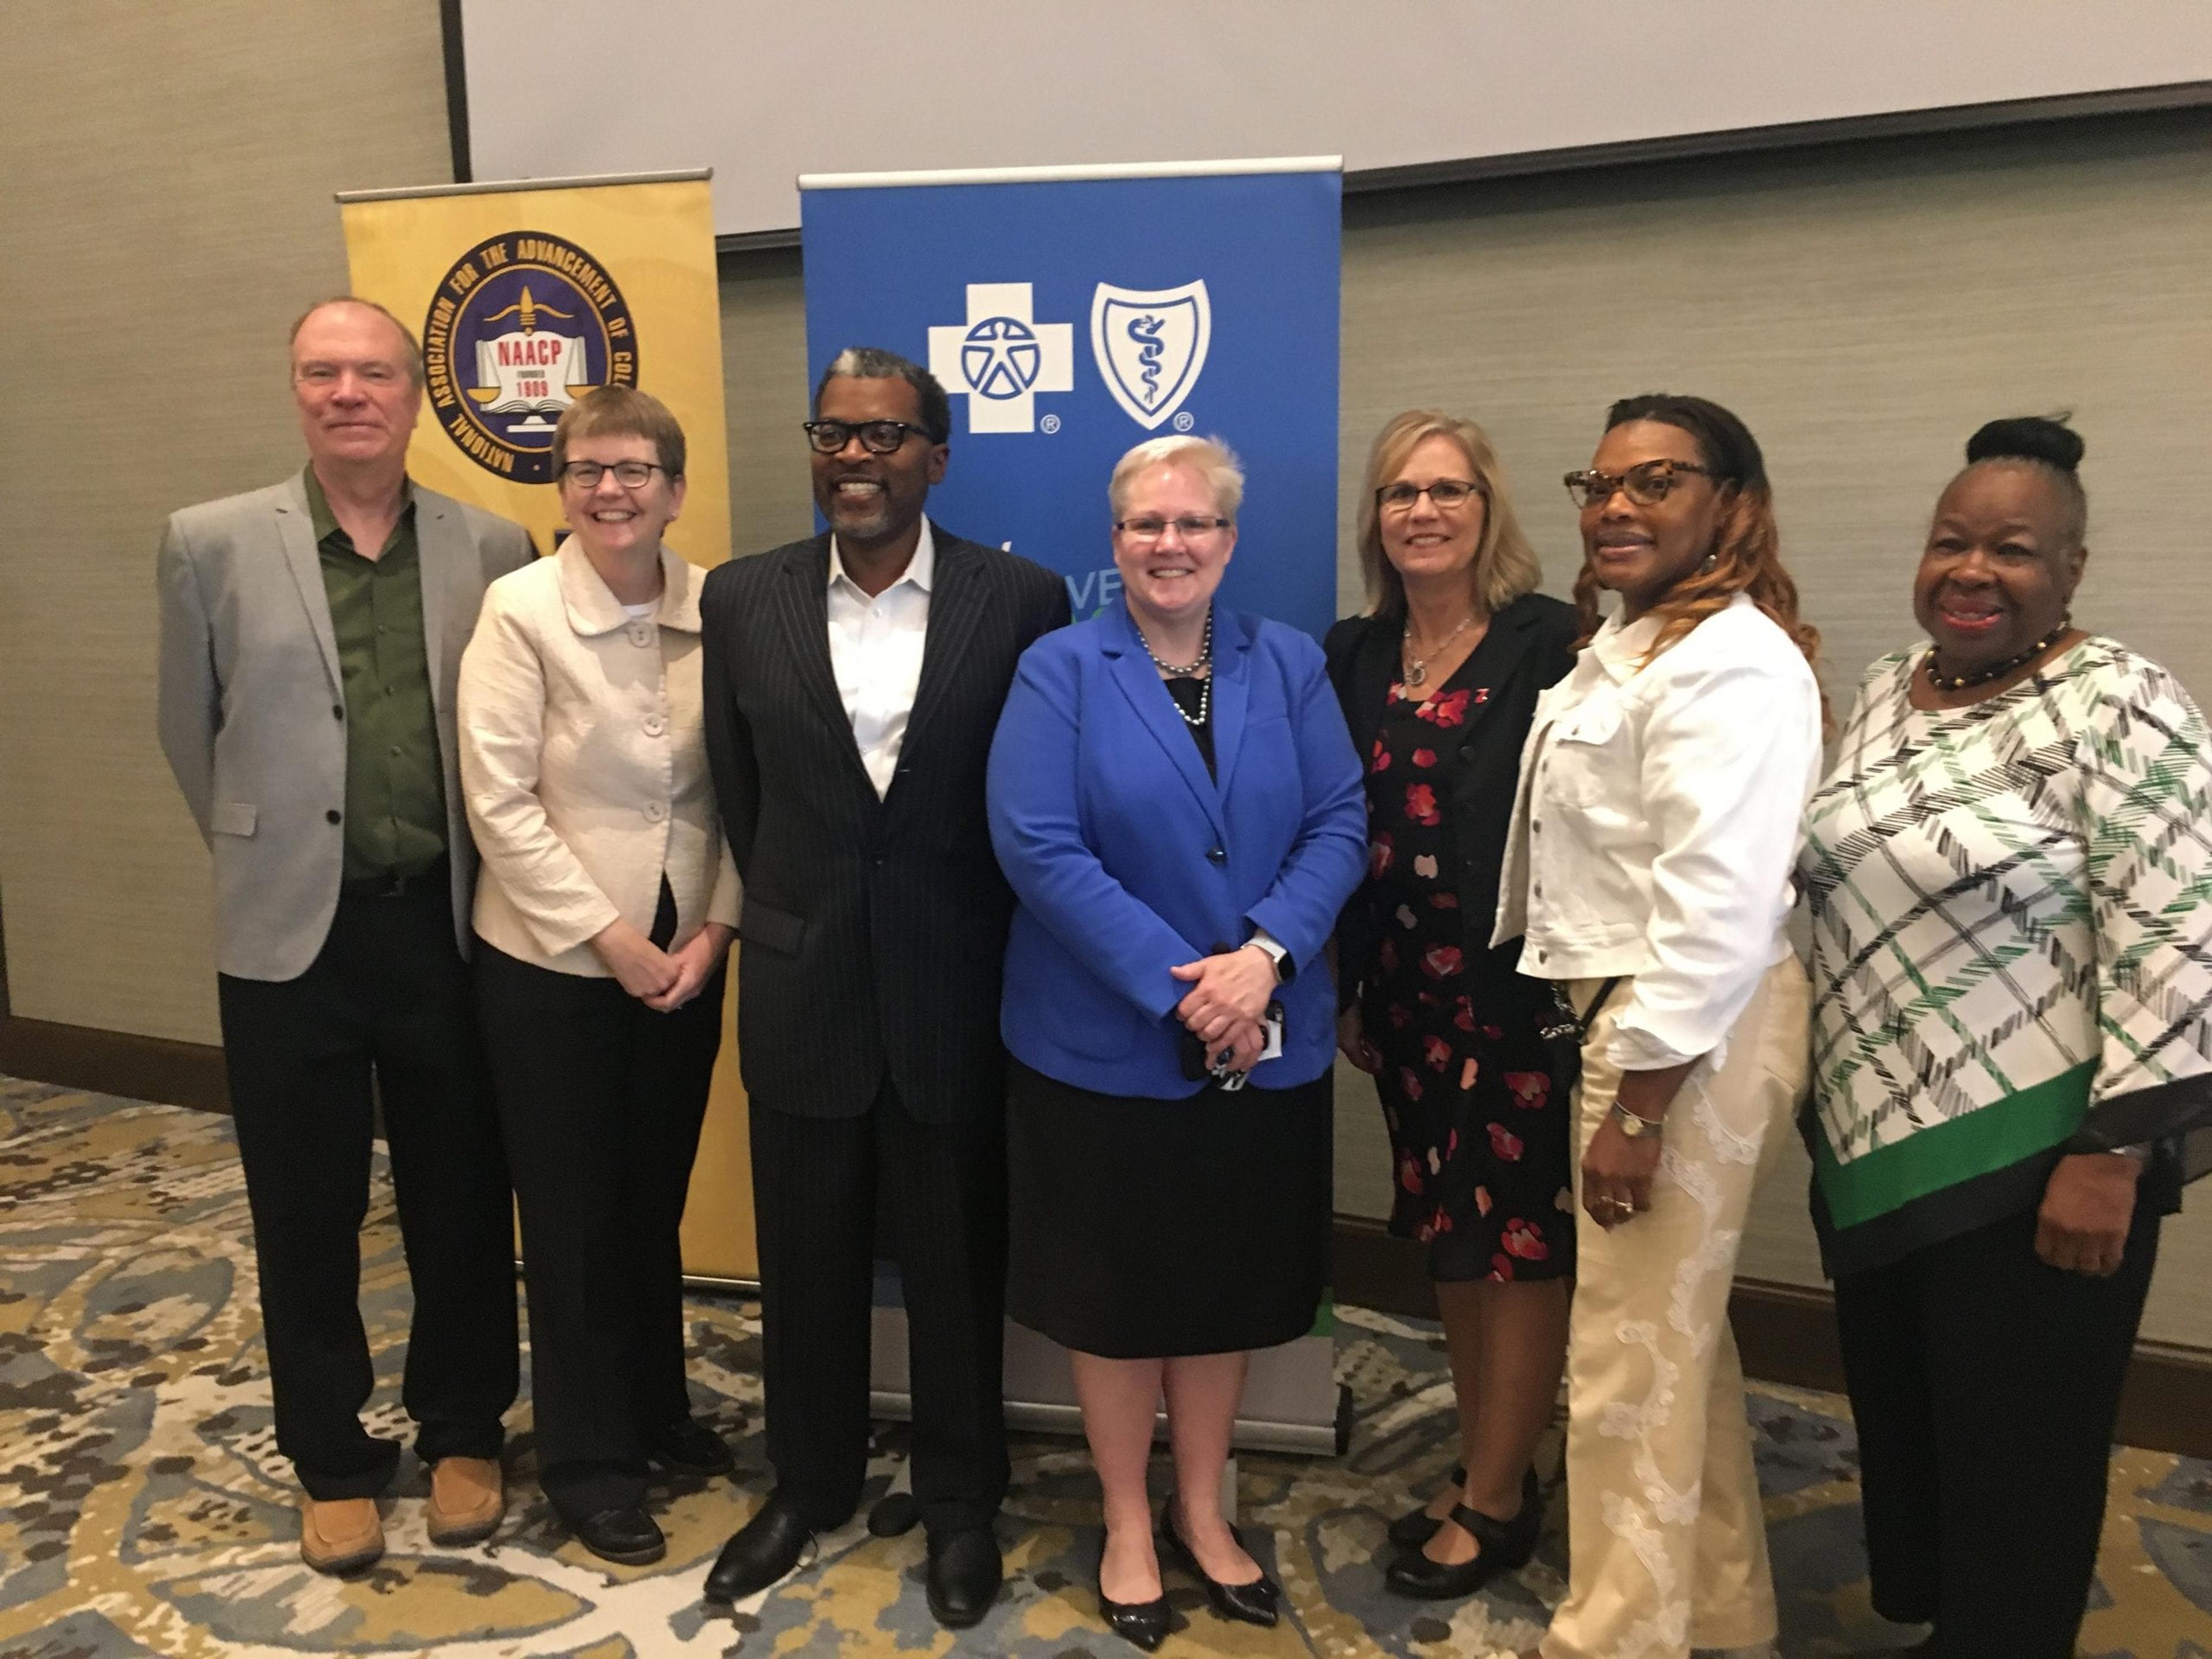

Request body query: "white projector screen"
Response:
[458, 0, 2212, 241]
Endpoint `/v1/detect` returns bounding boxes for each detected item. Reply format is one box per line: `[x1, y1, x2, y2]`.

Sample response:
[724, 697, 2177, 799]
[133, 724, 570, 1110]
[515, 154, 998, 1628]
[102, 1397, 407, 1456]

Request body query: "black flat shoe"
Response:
[1384, 1482, 1541, 1600]
[567, 1504, 666, 1565]
[1098, 1587, 1171, 1651]
[924, 1525, 1002, 1629]
[1387, 1462, 1467, 1550]
[1389, 1465, 1539, 1554]
[1158, 1501, 1279, 1628]
[703, 1490, 813, 1602]
[645, 1415, 735, 1478]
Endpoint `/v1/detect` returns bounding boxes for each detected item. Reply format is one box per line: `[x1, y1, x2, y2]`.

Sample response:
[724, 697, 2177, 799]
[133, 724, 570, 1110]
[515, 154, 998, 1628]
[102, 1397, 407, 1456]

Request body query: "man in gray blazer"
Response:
[156, 297, 531, 1575]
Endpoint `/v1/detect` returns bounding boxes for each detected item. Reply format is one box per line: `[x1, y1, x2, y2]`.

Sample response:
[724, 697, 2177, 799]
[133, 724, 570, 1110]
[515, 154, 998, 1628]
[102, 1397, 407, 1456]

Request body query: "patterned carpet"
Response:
[3, 1074, 2209, 1659]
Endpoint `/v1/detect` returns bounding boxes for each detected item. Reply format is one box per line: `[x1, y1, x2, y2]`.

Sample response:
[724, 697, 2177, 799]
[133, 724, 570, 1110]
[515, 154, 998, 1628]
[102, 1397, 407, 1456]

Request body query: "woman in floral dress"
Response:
[1327, 410, 1577, 1602]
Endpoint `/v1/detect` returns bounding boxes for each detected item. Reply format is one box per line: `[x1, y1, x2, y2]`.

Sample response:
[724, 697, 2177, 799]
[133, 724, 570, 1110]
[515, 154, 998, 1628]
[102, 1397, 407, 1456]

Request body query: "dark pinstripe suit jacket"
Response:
[700, 525, 1070, 1123]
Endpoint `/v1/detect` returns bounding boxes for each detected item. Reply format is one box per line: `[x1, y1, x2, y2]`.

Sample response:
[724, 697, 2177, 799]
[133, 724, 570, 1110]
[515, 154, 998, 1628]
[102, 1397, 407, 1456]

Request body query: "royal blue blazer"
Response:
[987, 600, 1366, 1097]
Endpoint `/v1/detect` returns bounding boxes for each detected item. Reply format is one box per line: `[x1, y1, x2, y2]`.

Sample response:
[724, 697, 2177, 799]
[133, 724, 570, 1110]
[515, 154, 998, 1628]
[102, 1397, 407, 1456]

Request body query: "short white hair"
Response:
[1108, 435, 1245, 521]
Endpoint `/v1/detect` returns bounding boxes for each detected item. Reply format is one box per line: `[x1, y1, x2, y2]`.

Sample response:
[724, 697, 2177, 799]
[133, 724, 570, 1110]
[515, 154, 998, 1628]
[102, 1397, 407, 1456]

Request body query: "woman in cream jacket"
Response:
[459, 387, 737, 1565]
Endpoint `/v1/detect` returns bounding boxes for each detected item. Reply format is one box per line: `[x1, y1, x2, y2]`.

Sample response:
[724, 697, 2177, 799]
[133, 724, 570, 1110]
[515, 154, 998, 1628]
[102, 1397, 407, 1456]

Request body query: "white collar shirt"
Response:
[1491, 591, 1824, 1072]
[827, 521, 935, 798]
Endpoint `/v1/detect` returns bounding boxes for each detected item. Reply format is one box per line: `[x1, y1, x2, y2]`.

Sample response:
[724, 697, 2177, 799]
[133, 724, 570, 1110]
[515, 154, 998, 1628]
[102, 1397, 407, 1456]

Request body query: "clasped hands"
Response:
[591, 916, 735, 1012]
[1170, 945, 1278, 1074]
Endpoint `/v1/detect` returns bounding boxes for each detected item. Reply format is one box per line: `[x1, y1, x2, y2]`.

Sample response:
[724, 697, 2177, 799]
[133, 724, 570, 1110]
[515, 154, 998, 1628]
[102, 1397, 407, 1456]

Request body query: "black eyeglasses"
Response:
[803, 419, 933, 455]
[1376, 479, 1484, 513]
[558, 460, 666, 488]
[1563, 460, 1717, 509]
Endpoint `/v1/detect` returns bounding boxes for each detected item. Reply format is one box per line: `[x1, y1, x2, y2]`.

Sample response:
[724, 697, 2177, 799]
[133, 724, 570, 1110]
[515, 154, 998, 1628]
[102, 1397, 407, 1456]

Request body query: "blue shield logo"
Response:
[1089, 281, 1211, 430]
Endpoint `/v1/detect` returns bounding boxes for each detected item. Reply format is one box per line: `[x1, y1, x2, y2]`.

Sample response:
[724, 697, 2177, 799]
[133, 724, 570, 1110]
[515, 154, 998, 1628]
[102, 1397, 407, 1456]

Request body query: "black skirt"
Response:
[1006, 1058, 1332, 1359]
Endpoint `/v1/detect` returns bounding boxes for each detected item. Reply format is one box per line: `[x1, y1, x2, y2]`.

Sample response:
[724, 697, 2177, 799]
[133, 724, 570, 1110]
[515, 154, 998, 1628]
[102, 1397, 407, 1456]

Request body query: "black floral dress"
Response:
[1359, 662, 1575, 1282]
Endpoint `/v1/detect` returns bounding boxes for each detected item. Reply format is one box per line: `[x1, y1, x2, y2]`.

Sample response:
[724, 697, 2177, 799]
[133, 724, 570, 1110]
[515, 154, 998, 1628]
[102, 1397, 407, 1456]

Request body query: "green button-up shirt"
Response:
[305, 467, 448, 882]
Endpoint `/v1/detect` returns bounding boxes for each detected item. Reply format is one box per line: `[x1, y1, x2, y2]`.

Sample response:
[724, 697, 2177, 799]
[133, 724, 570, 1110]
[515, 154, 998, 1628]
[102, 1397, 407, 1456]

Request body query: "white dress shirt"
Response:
[827, 521, 934, 798]
[1491, 591, 1823, 1071]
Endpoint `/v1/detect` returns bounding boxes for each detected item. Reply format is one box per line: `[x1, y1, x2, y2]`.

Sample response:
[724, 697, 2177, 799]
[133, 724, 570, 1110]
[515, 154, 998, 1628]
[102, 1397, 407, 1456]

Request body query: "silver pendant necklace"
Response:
[1402, 611, 1476, 688]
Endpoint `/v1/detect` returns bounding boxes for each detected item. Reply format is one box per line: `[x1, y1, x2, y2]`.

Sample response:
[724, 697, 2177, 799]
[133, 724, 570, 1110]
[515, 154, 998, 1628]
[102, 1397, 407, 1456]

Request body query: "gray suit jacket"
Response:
[156, 471, 536, 981]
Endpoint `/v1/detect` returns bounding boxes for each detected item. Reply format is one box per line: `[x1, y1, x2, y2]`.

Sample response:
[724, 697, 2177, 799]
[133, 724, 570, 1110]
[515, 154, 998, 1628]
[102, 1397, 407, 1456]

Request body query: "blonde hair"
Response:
[1108, 434, 1245, 521]
[1355, 410, 1541, 619]
[552, 385, 687, 478]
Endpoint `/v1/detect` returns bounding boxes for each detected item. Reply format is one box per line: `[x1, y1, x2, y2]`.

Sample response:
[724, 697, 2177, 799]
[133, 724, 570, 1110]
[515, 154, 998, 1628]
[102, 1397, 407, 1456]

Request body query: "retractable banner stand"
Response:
[337, 170, 759, 1281]
[801, 157, 1345, 1455]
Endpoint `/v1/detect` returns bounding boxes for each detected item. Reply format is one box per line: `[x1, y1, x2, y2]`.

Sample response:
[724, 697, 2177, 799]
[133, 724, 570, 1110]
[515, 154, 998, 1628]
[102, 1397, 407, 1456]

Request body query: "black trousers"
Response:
[216, 880, 518, 1501]
[1835, 1189, 2162, 1659]
[474, 942, 726, 1517]
[751, 1082, 1009, 1537]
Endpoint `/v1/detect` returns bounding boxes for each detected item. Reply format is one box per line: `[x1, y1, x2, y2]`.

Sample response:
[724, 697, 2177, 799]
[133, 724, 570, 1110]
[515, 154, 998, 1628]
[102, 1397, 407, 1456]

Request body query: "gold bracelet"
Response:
[1609, 1100, 1664, 1140]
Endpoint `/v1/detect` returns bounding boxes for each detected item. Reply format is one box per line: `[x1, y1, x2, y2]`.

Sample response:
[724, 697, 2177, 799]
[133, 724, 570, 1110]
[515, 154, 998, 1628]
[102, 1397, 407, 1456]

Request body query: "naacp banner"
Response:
[336, 170, 730, 567]
[800, 158, 1341, 641]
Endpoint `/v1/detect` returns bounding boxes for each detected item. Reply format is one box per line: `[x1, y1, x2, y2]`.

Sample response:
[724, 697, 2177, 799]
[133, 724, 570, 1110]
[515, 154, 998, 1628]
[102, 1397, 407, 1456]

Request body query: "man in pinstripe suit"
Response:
[698, 348, 1069, 1626]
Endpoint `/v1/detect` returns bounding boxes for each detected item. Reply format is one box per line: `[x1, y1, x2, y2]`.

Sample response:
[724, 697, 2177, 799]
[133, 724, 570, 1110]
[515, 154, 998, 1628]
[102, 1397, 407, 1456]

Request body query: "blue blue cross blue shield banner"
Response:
[800, 160, 1342, 641]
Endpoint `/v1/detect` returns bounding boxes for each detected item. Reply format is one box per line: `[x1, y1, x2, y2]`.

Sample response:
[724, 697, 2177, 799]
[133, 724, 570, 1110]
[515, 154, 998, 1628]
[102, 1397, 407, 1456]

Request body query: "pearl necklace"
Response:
[1402, 611, 1478, 688]
[1923, 619, 2071, 692]
[1141, 612, 1213, 728]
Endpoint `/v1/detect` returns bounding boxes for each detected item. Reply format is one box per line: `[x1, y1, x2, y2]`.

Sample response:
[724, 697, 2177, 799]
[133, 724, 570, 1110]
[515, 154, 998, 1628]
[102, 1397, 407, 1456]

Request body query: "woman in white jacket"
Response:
[459, 387, 738, 1565]
[1495, 395, 1823, 1659]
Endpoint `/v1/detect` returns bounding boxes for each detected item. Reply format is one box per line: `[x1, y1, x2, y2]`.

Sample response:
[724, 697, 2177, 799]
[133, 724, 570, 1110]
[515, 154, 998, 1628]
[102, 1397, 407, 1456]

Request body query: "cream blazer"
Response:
[459, 542, 738, 977]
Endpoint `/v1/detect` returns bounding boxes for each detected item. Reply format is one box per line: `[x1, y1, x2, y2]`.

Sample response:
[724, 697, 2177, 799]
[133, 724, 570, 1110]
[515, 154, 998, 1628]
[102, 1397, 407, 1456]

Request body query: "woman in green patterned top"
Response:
[1800, 417, 2212, 1659]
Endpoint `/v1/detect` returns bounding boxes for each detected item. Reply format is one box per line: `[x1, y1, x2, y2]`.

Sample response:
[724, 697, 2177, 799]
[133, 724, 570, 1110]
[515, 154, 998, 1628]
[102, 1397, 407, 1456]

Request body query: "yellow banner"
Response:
[339, 175, 729, 568]
[340, 175, 755, 1282]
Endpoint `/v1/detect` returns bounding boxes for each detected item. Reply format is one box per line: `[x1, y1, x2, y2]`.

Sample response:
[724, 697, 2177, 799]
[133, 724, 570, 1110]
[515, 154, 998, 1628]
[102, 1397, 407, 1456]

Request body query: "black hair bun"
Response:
[1966, 415, 2083, 472]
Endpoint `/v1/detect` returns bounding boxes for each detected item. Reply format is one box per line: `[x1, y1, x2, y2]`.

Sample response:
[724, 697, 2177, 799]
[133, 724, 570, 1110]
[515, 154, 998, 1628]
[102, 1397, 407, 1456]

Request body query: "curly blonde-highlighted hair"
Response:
[1356, 411, 1541, 619]
[1574, 394, 1823, 715]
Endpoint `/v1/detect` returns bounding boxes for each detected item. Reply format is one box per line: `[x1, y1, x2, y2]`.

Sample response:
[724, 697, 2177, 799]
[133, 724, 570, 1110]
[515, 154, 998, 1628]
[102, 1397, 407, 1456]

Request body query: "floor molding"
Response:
[0, 1016, 230, 1115]
[4, 1021, 2205, 1459]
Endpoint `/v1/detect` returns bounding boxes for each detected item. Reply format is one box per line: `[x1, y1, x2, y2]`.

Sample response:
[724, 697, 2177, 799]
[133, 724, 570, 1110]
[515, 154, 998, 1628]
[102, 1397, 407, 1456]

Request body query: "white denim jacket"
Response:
[1491, 591, 1821, 1071]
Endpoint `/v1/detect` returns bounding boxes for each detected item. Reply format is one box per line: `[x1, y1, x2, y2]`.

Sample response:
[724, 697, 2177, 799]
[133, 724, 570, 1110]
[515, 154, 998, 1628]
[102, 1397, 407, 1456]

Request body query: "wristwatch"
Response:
[1246, 933, 1294, 984]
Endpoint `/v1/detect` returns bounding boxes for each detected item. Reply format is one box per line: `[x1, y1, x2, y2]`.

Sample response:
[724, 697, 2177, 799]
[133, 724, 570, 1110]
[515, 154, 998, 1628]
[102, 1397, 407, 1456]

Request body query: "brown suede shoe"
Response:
[427, 1456, 505, 1546]
[300, 1495, 384, 1575]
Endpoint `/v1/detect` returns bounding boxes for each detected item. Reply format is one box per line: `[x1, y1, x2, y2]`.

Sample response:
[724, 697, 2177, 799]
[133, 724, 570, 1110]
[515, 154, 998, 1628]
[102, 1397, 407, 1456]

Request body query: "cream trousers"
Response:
[1540, 957, 1809, 1659]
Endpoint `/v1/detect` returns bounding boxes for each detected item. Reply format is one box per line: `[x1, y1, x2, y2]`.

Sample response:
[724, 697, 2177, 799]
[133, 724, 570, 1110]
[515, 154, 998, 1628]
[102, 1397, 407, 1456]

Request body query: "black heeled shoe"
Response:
[1386, 1462, 1467, 1550]
[1095, 1541, 1171, 1651]
[1097, 1585, 1171, 1651]
[1389, 1465, 1540, 1556]
[1158, 1500, 1280, 1628]
[1384, 1472, 1543, 1600]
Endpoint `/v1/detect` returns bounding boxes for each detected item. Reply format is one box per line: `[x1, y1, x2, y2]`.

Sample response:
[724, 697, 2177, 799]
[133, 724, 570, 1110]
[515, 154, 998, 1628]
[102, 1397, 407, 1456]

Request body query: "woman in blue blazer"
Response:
[988, 435, 1365, 1649]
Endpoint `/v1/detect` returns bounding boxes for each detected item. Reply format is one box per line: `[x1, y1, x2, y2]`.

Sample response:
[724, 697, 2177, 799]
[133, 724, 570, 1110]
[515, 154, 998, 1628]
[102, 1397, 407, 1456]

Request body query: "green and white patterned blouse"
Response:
[1801, 637, 2212, 1277]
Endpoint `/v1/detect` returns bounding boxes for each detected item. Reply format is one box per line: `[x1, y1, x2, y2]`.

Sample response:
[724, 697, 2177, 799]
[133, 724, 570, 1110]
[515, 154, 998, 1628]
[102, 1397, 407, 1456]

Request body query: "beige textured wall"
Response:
[0, 0, 456, 1043]
[1324, 113, 2212, 1345]
[3, 2, 2207, 1340]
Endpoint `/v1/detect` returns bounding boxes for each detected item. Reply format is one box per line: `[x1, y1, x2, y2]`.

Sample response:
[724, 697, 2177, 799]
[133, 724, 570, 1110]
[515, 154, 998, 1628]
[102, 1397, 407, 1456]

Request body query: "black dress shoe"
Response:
[1388, 1465, 1537, 1554]
[1384, 1480, 1541, 1600]
[924, 1525, 1002, 1629]
[645, 1416, 735, 1478]
[1387, 1463, 1467, 1550]
[1097, 1586, 1171, 1651]
[567, 1504, 666, 1566]
[1158, 1501, 1280, 1628]
[703, 1490, 814, 1602]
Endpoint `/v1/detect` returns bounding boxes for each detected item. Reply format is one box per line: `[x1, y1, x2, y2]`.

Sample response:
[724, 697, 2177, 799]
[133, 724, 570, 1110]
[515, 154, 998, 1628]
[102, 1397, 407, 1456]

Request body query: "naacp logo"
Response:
[927, 283, 1073, 434]
[422, 232, 637, 482]
[1090, 281, 1210, 431]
